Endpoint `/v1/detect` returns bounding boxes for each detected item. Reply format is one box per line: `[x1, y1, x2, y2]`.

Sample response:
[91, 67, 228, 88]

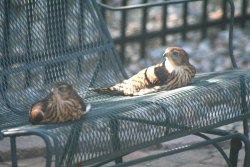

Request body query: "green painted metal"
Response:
[230, 137, 242, 167]
[108, 133, 248, 167]
[10, 137, 17, 167]
[4, 129, 54, 167]
[195, 133, 232, 167]
[0, 0, 249, 167]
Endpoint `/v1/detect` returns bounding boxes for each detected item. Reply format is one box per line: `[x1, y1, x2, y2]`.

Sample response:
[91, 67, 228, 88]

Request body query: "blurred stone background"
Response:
[98, 0, 250, 76]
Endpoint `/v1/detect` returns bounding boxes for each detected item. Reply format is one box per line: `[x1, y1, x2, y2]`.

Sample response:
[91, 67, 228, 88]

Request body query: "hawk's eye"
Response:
[58, 86, 66, 92]
[172, 51, 179, 57]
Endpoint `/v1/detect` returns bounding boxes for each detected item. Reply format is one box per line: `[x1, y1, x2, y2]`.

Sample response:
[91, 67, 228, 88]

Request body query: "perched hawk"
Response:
[92, 47, 196, 96]
[29, 82, 91, 125]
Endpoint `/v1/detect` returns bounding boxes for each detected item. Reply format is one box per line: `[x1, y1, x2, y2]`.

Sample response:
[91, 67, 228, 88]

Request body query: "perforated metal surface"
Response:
[0, 0, 249, 166]
[0, 0, 124, 129]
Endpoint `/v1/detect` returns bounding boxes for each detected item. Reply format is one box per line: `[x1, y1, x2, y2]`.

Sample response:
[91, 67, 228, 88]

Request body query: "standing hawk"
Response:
[29, 82, 91, 124]
[92, 47, 196, 96]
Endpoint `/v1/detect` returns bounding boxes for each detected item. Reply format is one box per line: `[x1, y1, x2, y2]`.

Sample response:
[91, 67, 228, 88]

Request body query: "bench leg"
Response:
[242, 135, 250, 167]
[243, 119, 249, 139]
[10, 136, 18, 167]
[229, 137, 242, 167]
[110, 119, 123, 164]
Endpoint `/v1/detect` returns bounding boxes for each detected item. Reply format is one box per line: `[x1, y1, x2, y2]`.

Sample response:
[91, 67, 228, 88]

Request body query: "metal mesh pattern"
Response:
[0, 0, 250, 166]
[63, 69, 250, 166]
[0, 0, 124, 129]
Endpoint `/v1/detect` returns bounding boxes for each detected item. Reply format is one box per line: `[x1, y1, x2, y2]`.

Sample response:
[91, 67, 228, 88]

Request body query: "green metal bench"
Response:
[0, 0, 249, 167]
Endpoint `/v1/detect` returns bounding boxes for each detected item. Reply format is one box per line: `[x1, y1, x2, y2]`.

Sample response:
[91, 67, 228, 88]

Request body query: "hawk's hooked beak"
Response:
[51, 87, 56, 94]
[163, 50, 169, 58]
[163, 53, 166, 58]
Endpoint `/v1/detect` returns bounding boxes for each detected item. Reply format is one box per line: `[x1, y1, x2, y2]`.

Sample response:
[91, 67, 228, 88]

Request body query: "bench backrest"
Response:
[0, 0, 125, 129]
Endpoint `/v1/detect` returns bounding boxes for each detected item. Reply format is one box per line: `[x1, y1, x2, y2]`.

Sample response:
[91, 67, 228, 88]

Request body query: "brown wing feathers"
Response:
[92, 47, 196, 96]
[93, 61, 170, 95]
[29, 82, 90, 125]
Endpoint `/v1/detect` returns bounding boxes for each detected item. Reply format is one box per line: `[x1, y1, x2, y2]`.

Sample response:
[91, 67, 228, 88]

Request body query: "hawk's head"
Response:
[51, 82, 74, 100]
[163, 47, 189, 66]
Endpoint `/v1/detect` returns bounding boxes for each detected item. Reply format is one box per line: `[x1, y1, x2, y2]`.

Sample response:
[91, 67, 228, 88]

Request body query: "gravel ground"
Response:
[100, 0, 250, 75]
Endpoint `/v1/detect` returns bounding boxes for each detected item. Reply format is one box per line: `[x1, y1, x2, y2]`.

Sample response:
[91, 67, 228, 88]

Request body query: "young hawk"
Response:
[29, 82, 91, 125]
[92, 47, 196, 96]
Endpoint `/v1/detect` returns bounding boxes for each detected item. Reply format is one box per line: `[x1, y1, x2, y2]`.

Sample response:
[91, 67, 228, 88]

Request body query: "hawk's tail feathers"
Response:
[89, 84, 124, 94]
[89, 87, 113, 93]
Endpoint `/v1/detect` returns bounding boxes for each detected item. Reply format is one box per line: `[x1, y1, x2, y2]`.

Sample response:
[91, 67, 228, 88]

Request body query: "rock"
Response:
[148, 47, 166, 60]
[245, 43, 250, 54]
[102, 0, 250, 73]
